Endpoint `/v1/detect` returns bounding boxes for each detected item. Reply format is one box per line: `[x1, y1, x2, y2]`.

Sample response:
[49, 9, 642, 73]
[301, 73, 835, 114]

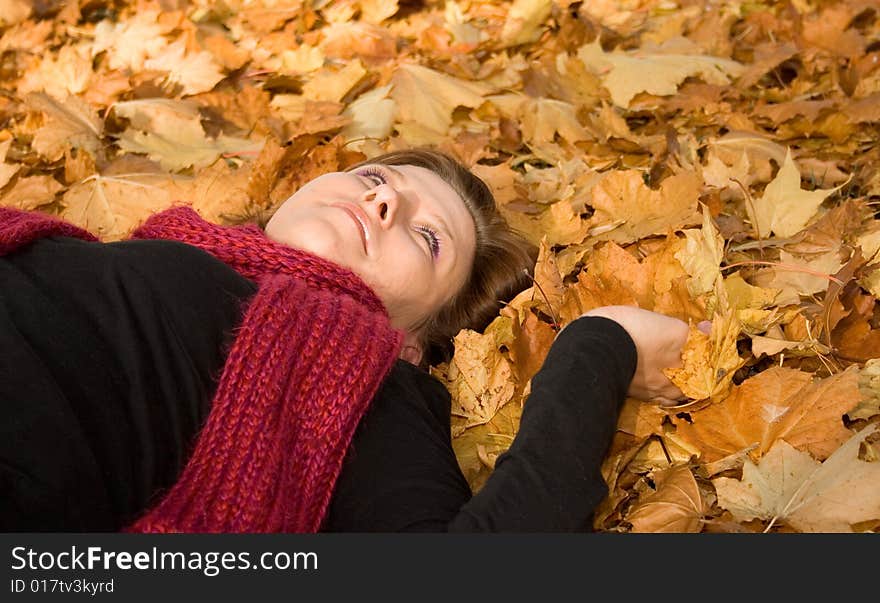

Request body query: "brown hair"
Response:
[355, 148, 536, 367]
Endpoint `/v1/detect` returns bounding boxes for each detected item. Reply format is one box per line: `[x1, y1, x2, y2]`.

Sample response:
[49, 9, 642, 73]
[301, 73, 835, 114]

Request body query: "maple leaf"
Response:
[750, 148, 850, 239]
[585, 170, 703, 246]
[112, 98, 263, 172]
[498, 0, 553, 48]
[441, 316, 518, 430]
[577, 39, 746, 107]
[340, 85, 395, 149]
[663, 309, 745, 402]
[759, 366, 862, 461]
[625, 466, 705, 533]
[143, 39, 226, 97]
[391, 63, 491, 135]
[0, 175, 63, 211]
[675, 204, 725, 308]
[19, 43, 92, 100]
[713, 423, 880, 533]
[60, 173, 178, 240]
[92, 13, 168, 71]
[0, 0, 30, 26]
[27, 93, 103, 161]
[673, 367, 815, 464]
[302, 59, 367, 103]
[0, 139, 20, 188]
[854, 359, 880, 421]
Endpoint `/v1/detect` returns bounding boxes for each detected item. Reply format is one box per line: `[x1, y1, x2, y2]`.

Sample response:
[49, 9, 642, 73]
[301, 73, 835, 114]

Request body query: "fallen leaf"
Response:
[0, 139, 20, 188]
[673, 367, 815, 464]
[664, 309, 745, 402]
[585, 170, 703, 246]
[27, 93, 102, 161]
[625, 465, 705, 533]
[0, 175, 63, 210]
[760, 366, 862, 461]
[144, 38, 226, 96]
[391, 63, 491, 135]
[713, 424, 880, 532]
[498, 0, 553, 48]
[750, 148, 850, 238]
[577, 39, 746, 108]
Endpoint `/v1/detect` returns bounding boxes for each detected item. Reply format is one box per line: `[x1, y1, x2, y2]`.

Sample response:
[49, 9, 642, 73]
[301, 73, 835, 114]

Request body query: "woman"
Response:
[0, 148, 690, 532]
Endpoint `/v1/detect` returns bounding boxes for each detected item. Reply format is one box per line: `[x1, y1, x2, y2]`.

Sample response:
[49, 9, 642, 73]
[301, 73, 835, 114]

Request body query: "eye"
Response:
[355, 166, 386, 187]
[415, 225, 441, 259]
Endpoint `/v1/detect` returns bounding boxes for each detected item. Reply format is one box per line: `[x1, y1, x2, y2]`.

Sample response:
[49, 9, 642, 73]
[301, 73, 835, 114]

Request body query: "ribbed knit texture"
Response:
[0, 205, 405, 533]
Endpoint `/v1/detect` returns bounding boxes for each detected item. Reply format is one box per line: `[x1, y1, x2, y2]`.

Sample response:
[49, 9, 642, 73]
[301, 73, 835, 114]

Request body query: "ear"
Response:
[399, 331, 424, 366]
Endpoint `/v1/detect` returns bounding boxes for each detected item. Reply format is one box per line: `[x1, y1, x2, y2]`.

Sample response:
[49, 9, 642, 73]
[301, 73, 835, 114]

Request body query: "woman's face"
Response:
[264, 163, 477, 334]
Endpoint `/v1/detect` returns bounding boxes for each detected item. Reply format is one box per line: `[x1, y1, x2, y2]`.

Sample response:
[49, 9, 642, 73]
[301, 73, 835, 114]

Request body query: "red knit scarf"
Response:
[0, 205, 405, 533]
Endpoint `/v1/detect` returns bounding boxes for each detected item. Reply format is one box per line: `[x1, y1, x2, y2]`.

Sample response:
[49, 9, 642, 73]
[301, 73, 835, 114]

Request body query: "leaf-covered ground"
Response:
[2, 0, 879, 533]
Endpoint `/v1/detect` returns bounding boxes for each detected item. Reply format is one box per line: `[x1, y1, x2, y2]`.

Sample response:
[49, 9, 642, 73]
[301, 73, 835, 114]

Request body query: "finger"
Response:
[651, 396, 682, 407]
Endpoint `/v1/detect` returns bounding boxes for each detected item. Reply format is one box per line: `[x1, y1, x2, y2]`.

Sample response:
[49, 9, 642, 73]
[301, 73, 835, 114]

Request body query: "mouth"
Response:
[332, 203, 370, 254]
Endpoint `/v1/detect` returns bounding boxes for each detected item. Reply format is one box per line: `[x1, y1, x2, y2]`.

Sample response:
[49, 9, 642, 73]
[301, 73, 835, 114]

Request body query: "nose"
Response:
[363, 184, 400, 227]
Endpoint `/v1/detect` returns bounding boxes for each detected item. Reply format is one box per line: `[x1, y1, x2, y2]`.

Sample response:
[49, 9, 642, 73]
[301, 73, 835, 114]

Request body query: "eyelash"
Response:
[415, 225, 441, 259]
[356, 165, 441, 259]
[355, 166, 386, 187]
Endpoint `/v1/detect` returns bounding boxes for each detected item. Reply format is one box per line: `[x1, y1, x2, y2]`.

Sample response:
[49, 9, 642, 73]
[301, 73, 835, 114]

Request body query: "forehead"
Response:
[384, 164, 475, 243]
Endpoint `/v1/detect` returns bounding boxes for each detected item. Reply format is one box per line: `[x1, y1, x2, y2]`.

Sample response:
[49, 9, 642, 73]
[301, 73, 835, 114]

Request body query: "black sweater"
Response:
[0, 236, 636, 532]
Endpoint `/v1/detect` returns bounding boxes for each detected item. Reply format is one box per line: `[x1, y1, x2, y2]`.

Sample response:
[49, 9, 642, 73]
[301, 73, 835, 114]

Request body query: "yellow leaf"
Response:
[92, 12, 168, 72]
[577, 39, 745, 108]
[144, 39, 226, 97]
[585, 170, 702, 246]
[713, 424, 880, 532]
[443, 318, 517, 429]
[27, 93, 102, 161]
[750, 148, 850, 238]
[519, 97, 591, 145]
[664, 309, 745, 402]
[0, 139, 20, 189]
[340, 85, 395, 147]
[499, 0, 553, 48]
[60, 173, 177, 240]
[302, 59, 367, 103]
[854, 359, 880, 421]
[675, 204, 724, 302]
[391, 63, 491, 135]
[0, 175, 63, 211]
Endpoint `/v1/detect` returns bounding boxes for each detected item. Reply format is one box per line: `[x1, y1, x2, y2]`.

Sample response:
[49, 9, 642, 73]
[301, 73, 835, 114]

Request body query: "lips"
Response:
[332, 203, 370, 254]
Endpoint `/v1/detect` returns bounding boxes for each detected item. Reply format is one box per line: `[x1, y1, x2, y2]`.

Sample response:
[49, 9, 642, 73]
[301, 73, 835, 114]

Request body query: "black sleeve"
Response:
[0, 236, 256, 531]
[323, 316, 637, 532]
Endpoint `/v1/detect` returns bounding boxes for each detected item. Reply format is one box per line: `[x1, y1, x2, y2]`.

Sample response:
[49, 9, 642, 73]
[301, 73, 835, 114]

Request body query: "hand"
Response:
[580, 305, 711, 406]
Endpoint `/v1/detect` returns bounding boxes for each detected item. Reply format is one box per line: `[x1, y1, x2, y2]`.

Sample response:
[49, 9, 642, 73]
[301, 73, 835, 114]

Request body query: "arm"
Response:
[324, 316, 637, 532]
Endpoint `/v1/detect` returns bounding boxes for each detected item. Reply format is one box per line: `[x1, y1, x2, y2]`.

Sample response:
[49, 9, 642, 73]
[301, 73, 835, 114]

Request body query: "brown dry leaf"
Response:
[854, 359, 880, 421]
[616, 398, 666, 439]
[750, 148, 850, 239]
[27, 93, 103, 161]
[663, 309, 745, 402]
[19, 43, 93, 100]
[143, 39, 226, 97]
[673, 367, 815, 464]
[713, 423, 880, 533]
[760, 366, 862, 461]
[625, 465, 705, 533]
[391, 63, 491, 135]
[0, 0, 31, 26]
[0, 139, 20, 188]
[60, 173, 179, 240]
[340, 84, 395, 148]
[505, 308, 557, 388]
[167, 160, 254, 224]
[585, 170, 702, 246]
[498, 0, 553, 48]
[443, 316, 518, 429]
[577, 39, 745, 108]
[0, 175, 63, 211]
[92, 12, 169, 72]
